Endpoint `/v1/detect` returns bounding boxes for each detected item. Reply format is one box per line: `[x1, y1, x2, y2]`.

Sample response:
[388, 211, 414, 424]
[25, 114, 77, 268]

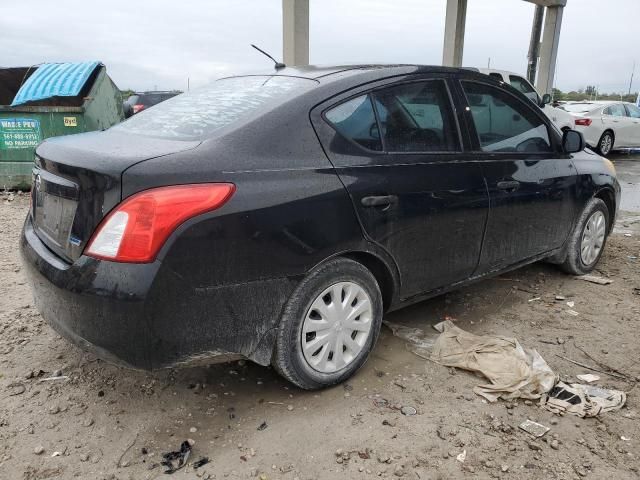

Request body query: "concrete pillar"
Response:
[282, 0, 309, 66]
[536, 5, 564, 94]
[442, 0, 467, 67]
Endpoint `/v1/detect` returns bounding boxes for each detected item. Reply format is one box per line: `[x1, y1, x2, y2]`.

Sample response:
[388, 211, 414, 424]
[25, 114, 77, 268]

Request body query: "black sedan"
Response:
[21, 65, 620, 389]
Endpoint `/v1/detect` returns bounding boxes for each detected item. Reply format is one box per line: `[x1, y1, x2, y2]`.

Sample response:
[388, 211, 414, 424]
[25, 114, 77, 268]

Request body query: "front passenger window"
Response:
[462, 81, 552, 153]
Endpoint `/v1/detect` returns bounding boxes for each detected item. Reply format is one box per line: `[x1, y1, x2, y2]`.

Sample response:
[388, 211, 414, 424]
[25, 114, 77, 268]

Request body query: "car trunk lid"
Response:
[31, 130, 200, 262]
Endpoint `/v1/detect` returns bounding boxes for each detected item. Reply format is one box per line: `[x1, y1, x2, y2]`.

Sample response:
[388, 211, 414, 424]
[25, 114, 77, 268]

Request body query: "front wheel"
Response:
[561, 198, 609, 275]
[272, 257, 383, 390]
[596, 131, 614, 156]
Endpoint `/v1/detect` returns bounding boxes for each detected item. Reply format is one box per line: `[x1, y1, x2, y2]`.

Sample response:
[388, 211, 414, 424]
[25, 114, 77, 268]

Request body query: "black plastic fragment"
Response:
[161, 440, 192, 474]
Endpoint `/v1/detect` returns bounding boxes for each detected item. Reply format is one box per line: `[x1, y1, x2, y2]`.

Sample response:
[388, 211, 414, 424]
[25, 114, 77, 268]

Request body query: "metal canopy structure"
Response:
[281, 0, 566, 94]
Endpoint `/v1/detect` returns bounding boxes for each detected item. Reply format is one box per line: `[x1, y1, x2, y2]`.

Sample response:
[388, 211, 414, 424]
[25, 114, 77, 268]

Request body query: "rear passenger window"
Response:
[604, 104, 627, 117]
[325, 95, 382, 151]
[372, 80, 460, 152]
[462, 81, 552, 153]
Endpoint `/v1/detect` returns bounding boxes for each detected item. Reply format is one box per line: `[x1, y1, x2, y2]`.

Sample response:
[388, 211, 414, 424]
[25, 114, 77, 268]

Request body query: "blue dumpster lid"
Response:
[11, 61, 102, 106]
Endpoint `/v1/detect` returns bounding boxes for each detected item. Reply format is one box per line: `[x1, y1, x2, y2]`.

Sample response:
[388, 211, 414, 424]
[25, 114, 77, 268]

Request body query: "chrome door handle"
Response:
[497, 180, 520, 192]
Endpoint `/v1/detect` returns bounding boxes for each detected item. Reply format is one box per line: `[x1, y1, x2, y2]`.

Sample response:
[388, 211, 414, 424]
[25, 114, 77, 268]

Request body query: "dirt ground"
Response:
[1, 174, 639, 479]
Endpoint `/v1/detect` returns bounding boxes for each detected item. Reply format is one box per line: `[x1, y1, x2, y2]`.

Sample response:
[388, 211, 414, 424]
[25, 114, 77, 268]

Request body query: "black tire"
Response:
[596, 130, 614, 156]
[272, 257, 383, 390]
[561, 197, 609, 275]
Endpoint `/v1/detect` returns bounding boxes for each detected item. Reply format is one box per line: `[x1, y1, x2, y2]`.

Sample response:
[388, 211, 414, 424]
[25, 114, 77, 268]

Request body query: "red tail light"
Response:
[132, 104, 145, 114]
[85, 184, 235, 263]
[574, 118, 592, 127]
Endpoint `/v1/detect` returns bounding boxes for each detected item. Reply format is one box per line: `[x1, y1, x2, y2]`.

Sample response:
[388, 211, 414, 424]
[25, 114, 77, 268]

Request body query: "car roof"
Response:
[224, 64, 481, 83]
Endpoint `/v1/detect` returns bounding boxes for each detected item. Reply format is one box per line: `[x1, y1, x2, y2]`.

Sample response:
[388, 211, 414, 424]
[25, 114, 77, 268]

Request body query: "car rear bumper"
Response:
[20, 216, 289, 370]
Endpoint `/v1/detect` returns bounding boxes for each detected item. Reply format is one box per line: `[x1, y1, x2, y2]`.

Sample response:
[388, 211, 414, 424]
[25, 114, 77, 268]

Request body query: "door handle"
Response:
[497, 180, 520, 192]
[361, 195, 398, 208]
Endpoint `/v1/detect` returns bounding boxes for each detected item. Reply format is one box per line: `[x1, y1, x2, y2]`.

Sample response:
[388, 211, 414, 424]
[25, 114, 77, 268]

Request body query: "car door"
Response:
[311, 76, 489, 300]
[623, 103, 640, 147]
[602, 104, 629, 146]
[455, 78, 578, 274]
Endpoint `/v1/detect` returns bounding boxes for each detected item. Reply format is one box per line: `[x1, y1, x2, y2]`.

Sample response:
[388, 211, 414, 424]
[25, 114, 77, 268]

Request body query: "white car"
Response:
[478, 69, 575, 131]
[559, 101, 640, 155]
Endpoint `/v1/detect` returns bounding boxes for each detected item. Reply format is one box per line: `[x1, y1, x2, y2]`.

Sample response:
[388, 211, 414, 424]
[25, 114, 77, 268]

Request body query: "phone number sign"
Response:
[0, 118, 42, 149]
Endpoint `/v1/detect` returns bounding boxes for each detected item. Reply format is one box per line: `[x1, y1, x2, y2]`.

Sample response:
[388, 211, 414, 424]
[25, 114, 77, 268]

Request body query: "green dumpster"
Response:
[0, 62, 124, 189]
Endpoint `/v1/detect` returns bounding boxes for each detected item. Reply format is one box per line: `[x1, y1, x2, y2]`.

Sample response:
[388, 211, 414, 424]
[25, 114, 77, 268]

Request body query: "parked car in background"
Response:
[558, 101, 640, 155]
[123, 90, 181, 118]
[478, 69, 574, 131]
[21, 65, 619, 390]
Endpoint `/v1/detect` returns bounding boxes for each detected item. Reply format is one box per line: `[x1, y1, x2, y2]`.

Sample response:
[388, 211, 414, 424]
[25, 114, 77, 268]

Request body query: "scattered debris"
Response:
[519, 419, 550, 438]
[257, 421, 268, 431]
[556, 354, 628, 380]
[384, 321, 436, 354]
[193, 457, 210, 469]
[161, 440, 192, 474]
[38, 375, 69, 382]
[542, 382, 626, 417]
[577, 275, 613, 285]
[430, 321, 557, 402]
[576, 374, 600, 383]
[117, 432, 139, 468]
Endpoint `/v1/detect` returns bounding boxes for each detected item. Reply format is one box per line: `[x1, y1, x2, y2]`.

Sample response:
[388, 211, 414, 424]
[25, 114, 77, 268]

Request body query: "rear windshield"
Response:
[559, 103, 597, 113]
[113, 76, 315, 140]
[137, 92, 179, 106]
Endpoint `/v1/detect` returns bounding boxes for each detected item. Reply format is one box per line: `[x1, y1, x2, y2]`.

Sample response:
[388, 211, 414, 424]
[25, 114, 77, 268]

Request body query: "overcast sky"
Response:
[0, 0, 637, 93]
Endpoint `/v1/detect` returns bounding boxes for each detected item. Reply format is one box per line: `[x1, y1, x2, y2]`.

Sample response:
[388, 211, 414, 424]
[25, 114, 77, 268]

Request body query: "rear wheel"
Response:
[596, 131, 614, 156]
[561, 198, 609, 275]
[272, 258, 383, 390]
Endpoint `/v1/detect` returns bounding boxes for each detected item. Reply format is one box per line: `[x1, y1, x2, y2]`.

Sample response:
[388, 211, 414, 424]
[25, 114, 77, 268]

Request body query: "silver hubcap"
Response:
[301, 282, 373, 373]
[600, 134, 612, 155]
[581, 210, 606, 265]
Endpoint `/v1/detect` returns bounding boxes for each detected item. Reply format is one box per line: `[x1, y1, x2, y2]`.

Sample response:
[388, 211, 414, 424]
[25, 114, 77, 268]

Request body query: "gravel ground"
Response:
[1, 192, 639, 480]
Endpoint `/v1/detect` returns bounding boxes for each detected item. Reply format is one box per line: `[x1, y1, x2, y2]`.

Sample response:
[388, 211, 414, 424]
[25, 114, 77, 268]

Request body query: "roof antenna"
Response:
[251, 44, 286, 70]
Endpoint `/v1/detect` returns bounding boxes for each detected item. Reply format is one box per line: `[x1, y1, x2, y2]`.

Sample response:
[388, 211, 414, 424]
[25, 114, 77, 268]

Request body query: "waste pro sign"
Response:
[0, 118, 42, 149]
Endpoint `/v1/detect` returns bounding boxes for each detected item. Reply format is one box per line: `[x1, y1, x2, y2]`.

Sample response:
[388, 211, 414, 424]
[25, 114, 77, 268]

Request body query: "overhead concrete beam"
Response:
[536, 5, 564, 94]
[442, 0, 467, 67]
[282, 0, 309, 66]
[523, 0, 566, 7]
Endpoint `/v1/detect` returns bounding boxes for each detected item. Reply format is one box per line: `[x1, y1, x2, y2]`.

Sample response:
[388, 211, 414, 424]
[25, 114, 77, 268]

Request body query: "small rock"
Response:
[550, 440, 559, 450]
[34, 446, 45, 455]
[190, 427, 198, 433]
[557, 337, 565, 345]
[555, 295, 566, 301]
[501, 465, 509, 472]
[80, 453, 90, 462]
[382, 419, 396, 427]
[82, 418, 94, 427]
[393, 464, 405, 477]
[400, 406, 417, 416]
[287, 405, 294, 411]
[484, 460, 495, 468]
[52, 369, 62, 377]
[527, 442, 542, 451]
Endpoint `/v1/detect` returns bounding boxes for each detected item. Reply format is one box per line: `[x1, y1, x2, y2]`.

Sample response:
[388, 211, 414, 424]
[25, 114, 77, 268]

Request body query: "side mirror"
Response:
[562, 129, 585, 154]
[540, 93, 552, 107]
